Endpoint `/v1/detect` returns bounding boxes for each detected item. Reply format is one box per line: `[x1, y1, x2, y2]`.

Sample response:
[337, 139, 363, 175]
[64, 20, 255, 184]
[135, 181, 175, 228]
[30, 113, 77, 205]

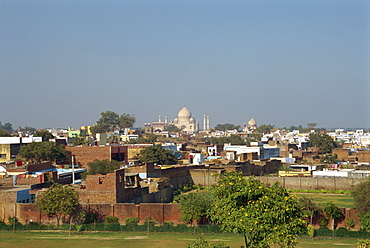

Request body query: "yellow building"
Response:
[0, 144, 11, 163]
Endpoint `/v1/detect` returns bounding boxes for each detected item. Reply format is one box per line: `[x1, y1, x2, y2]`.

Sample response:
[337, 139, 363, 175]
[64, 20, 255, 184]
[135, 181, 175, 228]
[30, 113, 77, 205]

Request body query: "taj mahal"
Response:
[171, 106, 200, 132]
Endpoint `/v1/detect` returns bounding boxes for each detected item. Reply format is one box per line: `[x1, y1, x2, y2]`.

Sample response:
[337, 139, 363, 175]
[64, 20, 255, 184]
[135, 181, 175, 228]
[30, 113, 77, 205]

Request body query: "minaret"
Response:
[207, 116, 210, 130]
[164, 116, 168, 124]
[203, 115, 207, 130]
[158, 115, 162, 122]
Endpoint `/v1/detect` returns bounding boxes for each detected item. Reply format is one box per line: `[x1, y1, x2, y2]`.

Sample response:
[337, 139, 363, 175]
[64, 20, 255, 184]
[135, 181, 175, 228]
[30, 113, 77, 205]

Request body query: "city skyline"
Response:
[1, 1, 369, 130]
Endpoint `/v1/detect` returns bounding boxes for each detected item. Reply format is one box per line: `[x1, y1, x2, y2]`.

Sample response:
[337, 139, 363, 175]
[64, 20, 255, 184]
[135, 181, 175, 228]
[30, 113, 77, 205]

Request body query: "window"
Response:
[0, 154, 6, 158]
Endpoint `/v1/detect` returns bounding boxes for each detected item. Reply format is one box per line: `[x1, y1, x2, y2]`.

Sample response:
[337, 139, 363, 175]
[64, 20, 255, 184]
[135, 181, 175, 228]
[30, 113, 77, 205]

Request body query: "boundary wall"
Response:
[255, 176, 363, 191]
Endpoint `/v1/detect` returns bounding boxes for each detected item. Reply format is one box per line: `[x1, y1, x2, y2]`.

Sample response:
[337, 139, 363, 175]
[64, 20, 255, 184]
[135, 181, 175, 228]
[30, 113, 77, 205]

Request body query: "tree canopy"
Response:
[352, 177, 370, 230]
[209, 172, 306, 248]
[36, 183, 79, 225]
[0, 128, 12, 137]
[137, 144, 177, 165]
[256, 124, 275, 134]
[35, 129, 55, 141]
[0, 121, 13, 132]
[204, 135, 250, 146]
[298, 196, 319, 225]
[165, 125, 181, 133]
[213, 123, 241, 132]
[87, 159, 121, 175]
[323, 202, 342, 231]
[18, 126, 37, 133]
[309, 132, 340, 154]
[176, 192, 211, 226]
[91, 110, 135, 134]
[18, 141, 68, 164]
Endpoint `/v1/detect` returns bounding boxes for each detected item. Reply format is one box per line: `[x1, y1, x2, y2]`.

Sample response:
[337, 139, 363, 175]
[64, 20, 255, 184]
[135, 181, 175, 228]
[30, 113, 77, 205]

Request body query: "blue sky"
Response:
[1, 0, 369, 130]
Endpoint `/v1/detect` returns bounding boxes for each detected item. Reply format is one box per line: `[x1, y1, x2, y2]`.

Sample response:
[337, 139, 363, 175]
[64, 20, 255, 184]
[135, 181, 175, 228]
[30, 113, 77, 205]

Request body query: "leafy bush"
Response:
[358, 239, 370, 248]
[104, 216, 119, 224]
[360, 213, 370, 231]
[186, 237, 230, 248]
[319, 218, 328, 228]
[125, 217, 140, 225]
[346, 217, 355, 229]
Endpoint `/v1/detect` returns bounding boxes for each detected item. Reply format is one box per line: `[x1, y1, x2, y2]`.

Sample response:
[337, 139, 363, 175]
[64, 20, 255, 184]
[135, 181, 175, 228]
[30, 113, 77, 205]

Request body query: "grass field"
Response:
[293, 193, 355, 208]
[0, 231, 359, 248]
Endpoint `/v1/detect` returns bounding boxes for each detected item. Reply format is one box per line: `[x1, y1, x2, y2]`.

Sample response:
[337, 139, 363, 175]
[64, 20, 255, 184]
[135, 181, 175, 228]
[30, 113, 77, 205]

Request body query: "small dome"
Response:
[178, 106, 191, 119]
[248, 118, 256, 126]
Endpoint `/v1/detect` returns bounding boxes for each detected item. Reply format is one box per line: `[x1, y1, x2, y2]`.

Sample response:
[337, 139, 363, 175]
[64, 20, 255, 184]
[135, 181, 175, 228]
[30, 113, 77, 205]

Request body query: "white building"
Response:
[172, 106, 199, 132]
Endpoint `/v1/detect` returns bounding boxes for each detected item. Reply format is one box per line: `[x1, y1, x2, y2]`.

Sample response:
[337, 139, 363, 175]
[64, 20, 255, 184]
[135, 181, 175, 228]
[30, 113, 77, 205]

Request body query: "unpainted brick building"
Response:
[66, 146, 128, 168]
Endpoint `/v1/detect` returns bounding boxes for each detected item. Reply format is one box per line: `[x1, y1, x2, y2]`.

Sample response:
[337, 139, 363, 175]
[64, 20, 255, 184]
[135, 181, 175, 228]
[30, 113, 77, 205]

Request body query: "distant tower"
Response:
[164, 116, 168, 124]
[158, 115, 162, 123]
[203, 115, 210, 131]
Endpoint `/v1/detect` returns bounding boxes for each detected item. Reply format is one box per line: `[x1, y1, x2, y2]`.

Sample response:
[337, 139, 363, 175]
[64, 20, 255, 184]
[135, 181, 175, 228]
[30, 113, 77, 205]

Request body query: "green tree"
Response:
[298, 196, 319, 225]
[256, 124, 275, 134]
[70, 135, 86, 146]
[35, 129, 55, 141]
[97, 110, 119, 130]
[165, 125, 181, 133]
[90, 123, 110, 135]
[92, 111, 136, 134]
[320, 154, 338, 164]
[138, 145, 177, 165]
[209, 172, 306, 248]
[0, 121, 13, 132]
[359, 213, 370, 231]
[36, 183, 79, 225]
[323, 202, 342, 231]
[206, 135, 249, 146]
[176, 193, 211, 226]
[248, 133, 262, 142]
[18, 141, 68, 164]
[306, 123, 317, 131]
[125, 134, 158, 144]
[18, 126, 37, 133]
[352, 177, 370, 214]
[309, 132, 339, 154]
[87, 159, 121, 175]
[0, 128, 12, 137]
[118, 113, 136, 129]
[214, 123, 241, 132]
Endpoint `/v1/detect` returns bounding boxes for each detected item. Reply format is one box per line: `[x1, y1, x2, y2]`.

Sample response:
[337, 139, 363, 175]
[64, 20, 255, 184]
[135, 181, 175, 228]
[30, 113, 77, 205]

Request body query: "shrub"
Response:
[358, 239, 370, 248]
[360, 213, 370, 231]
[346, 217, 355, 229]
[319, 218, 328, 228]
[104, 216, 119, 224]
[125, 217, 140, 225]
[307, 224, 315, 239]
[186, 237, 230, 248]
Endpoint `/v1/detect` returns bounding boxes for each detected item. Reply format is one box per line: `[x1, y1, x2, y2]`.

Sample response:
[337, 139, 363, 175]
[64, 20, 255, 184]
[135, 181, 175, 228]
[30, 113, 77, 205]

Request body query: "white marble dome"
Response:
[178, 106, 191, 119]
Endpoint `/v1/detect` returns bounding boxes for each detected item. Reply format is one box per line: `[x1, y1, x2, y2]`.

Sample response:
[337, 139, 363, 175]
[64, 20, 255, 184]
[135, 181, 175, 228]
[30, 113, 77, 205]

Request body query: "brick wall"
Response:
[66, 146, 128, 167]
[26, 162, 53, 173]
[0, 201, 361, 229]
[358, 151, 370, 162]
[332, 148, 349, 161]
[0, 202, 182, 225]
